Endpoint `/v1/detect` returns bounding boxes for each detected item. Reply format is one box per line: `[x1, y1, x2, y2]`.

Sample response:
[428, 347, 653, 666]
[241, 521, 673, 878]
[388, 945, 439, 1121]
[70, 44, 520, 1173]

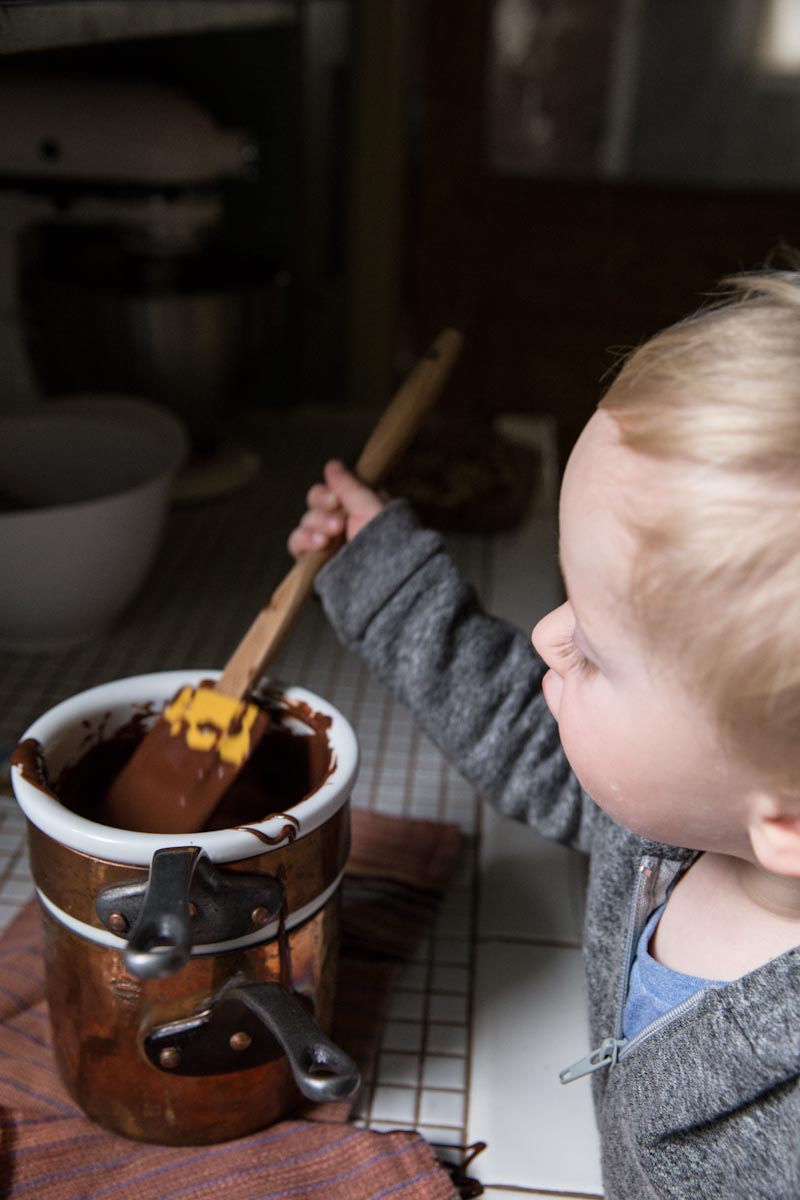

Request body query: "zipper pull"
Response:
[559, 1036, 626, 1084]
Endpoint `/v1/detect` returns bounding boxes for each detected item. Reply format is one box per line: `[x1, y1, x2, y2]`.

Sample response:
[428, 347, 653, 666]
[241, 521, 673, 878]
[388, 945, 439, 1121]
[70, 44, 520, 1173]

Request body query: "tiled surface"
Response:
[0, 408, 603, 1195]
[469, 941, 602, 1195]
[478, 806, 586, 945]
[354, 845, 476, 1146]
[0, 794, 33, 932]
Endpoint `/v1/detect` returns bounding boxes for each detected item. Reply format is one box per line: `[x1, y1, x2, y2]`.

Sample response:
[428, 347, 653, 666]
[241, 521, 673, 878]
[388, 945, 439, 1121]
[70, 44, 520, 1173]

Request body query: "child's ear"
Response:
[748, 798, 800, 877]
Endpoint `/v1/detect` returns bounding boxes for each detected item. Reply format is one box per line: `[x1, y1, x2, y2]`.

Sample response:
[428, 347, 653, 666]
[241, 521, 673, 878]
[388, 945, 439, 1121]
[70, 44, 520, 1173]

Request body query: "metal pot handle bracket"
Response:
[96, 845, 285, 980]
[144, 978, 361, 1103]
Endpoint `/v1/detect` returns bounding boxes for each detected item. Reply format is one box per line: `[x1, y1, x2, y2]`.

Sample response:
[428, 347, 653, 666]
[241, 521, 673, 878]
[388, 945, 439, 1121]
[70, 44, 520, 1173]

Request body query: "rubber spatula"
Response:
[102, 328, 463, 834]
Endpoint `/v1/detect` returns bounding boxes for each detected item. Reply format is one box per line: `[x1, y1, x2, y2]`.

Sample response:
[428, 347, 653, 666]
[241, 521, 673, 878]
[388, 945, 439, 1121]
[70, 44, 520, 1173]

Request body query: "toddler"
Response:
[288, 271, 800, 1199]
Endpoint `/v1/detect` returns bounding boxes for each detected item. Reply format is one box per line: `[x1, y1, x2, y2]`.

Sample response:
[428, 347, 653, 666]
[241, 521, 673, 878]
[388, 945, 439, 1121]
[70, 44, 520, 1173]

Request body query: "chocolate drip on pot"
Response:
[237, 814, 301, 846]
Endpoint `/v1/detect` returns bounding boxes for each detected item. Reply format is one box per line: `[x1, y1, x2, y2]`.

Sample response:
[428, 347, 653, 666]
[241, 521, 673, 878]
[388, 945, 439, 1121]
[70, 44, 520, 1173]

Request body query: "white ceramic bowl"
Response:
[12, 670, 360, 866]
[0, 395, 188, 649]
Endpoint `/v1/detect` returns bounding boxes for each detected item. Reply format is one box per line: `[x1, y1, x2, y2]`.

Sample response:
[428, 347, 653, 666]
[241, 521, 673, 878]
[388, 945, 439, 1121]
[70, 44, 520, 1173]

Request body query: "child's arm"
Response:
[289, 464, 597, 854]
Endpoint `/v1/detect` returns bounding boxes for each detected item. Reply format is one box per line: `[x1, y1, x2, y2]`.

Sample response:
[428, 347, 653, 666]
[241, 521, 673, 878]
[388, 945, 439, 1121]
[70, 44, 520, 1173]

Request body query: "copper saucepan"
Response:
[11, 670, 360, 1145]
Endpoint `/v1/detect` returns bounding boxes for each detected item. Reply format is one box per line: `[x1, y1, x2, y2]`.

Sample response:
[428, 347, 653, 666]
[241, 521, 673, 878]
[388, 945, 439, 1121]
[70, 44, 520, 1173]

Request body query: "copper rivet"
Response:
[230, 1031, 252, 1052]
[251, 906, 270, 926]
[188, 902, 198, 919]
[159, 1046, 181, 1070]
[108, 912, 128, 934]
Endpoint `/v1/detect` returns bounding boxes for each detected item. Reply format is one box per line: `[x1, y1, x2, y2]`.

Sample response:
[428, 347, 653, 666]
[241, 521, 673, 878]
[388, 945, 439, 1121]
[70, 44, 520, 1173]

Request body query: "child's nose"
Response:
[531, 603, 569, 721]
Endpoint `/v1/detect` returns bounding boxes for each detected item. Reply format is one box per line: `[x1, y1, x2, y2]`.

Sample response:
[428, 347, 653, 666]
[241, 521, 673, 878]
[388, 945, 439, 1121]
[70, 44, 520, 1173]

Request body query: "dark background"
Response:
[4, 0, 800, 467]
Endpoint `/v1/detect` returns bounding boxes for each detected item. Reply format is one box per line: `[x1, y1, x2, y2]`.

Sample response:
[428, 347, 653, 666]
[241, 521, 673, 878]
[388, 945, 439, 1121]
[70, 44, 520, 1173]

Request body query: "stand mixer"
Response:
[0, 76, 278, 499]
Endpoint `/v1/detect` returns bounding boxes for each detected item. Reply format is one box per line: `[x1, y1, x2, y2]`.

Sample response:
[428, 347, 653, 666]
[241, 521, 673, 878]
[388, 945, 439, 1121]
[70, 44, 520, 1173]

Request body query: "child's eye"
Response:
[555, 631, 596, 676]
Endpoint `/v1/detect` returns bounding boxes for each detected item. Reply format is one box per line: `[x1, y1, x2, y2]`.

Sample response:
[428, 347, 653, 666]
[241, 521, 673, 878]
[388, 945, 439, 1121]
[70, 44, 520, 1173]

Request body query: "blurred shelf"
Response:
[0, 0, 297, 55]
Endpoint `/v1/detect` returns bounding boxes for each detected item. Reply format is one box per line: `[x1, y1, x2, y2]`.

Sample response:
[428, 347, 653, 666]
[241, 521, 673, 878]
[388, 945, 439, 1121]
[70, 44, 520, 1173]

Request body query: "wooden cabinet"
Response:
[412, 0, 800, 465]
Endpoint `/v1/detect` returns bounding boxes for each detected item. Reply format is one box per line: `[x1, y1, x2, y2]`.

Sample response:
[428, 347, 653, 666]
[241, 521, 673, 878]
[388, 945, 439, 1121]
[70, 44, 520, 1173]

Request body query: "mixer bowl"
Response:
[0, 394, 187, 650]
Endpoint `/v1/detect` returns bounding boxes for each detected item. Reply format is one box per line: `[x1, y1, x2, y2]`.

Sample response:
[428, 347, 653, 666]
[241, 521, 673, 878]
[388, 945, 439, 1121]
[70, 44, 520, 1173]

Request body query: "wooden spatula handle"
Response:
[215, 549, 330, 698]
[354, 328, 463, 485]
[216, 328, 463, 699]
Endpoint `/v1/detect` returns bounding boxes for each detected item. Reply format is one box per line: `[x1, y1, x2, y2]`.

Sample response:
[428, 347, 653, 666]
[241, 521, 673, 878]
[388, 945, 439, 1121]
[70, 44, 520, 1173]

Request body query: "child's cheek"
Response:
[548, 695, 594, 789]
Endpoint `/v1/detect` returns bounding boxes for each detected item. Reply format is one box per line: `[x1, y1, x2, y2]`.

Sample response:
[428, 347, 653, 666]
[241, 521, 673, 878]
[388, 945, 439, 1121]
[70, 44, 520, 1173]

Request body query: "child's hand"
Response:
[287, 459, 386, 558]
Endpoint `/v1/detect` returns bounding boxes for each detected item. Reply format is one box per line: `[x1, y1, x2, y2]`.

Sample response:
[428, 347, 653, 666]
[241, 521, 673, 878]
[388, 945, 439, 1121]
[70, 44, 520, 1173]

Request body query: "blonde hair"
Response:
[598, 270, 800, 797]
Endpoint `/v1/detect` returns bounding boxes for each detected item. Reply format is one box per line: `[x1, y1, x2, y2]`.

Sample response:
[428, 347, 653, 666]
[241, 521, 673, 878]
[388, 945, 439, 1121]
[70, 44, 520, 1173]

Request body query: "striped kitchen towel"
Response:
[0, 810, 462, 1200]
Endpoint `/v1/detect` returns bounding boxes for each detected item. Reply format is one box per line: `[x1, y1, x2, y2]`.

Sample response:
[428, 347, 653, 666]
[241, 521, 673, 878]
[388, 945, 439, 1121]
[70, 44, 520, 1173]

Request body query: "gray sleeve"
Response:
[316, 499, 597, 853]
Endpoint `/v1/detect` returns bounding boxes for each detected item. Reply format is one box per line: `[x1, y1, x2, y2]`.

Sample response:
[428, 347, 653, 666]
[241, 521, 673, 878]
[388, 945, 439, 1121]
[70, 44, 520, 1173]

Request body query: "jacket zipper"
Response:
[559, 991, 708, 1083]
[560, 854, 685, 1085]
[560, 1034, 627, 1083]
[617, 991, 706, 1062]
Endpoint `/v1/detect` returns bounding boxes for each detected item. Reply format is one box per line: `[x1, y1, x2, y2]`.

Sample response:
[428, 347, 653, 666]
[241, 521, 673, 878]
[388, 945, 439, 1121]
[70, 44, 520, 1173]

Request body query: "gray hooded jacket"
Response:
[316, 500, 800, 1200]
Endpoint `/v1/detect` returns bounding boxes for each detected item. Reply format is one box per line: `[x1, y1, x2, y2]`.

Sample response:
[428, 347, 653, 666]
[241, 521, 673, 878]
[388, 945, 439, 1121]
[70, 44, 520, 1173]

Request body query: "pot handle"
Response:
[124, 845, 203, 979]
[143, 976, 361, 1102]
[227, 981, 361, 1103]
[97, 846, 286, 980]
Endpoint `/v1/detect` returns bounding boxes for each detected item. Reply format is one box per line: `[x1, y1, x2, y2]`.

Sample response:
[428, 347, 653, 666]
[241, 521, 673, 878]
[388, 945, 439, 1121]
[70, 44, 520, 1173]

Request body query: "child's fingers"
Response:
[287, 525, 326, 557]
[300, 508, 344, 537]
[323, 459, 384, 519]
[287, 507, 345, 558]
[286, 528, 304, 557]
[306, 481, 340, 513]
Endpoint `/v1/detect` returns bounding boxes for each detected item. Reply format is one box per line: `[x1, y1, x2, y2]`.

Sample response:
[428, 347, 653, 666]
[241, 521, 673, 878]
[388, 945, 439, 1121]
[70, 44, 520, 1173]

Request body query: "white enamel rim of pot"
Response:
[11, 670, 359, 866]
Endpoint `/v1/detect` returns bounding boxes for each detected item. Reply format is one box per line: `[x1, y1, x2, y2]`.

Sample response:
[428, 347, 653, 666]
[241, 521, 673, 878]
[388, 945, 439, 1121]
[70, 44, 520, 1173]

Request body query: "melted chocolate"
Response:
[237, 813, 300, 845]
[16, 691, 336, 834]
[11, 737, 52, 793]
